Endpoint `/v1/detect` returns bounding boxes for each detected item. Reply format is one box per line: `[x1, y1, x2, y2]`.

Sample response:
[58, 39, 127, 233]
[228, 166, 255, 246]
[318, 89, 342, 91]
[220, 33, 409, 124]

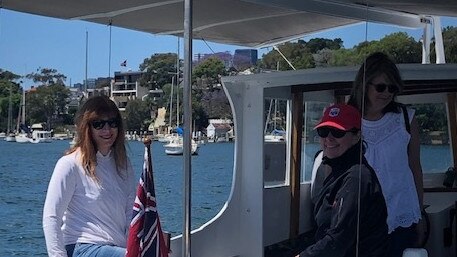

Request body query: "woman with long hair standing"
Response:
[348, 52, 424, 257]
[43, 95, 136, 257]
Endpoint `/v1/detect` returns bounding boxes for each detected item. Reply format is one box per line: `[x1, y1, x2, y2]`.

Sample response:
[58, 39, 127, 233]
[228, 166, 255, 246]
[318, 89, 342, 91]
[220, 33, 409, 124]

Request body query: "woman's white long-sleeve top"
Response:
[43, 149, 136, 257]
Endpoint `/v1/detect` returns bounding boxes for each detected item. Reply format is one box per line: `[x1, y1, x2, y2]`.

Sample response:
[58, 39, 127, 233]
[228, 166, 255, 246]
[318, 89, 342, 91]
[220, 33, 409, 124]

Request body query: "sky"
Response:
[1, 9, 457, 89]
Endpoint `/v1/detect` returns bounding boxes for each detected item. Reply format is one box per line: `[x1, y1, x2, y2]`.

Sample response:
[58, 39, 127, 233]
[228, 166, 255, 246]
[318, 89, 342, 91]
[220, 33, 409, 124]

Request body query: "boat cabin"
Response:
[167, 63, 457, 257]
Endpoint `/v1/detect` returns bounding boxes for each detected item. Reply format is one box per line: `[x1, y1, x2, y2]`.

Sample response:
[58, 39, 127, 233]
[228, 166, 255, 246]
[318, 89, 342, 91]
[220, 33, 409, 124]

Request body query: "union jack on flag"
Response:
[126, 145, 168, 257]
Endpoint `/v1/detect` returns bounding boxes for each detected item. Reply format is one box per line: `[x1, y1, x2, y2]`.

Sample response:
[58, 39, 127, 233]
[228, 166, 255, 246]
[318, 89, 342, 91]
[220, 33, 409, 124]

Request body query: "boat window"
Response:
[264, 98, 288, 186]
[411, 103, 452, 175]
[301, 101, 330, 182]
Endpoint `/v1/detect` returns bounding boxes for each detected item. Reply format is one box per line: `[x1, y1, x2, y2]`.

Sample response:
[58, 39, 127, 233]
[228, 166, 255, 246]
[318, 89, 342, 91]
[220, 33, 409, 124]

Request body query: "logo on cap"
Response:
[329, 107, 340, 117]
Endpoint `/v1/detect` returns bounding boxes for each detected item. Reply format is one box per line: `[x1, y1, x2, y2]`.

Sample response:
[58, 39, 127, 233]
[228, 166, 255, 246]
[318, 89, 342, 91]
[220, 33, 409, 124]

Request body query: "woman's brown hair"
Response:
[67, 95, 127, 182]
[347, 52, 404, 114]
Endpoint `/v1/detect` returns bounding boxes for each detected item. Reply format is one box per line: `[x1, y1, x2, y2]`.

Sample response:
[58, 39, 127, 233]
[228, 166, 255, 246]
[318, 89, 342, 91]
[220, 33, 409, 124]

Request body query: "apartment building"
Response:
[110, 71, 149, 111]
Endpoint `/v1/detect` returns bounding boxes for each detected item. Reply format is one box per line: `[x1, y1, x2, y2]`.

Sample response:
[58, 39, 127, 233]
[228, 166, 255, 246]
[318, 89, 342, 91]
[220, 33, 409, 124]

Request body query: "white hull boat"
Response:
[31, 130, 52, 143]
[15, 133, 31, 143]
[163, 137, 199, 155]
[5, 134, 16, 142]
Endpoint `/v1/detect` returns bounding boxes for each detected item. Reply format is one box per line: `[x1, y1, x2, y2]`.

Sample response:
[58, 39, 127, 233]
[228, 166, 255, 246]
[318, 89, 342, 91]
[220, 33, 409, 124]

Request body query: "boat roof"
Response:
[222, 63, 457, 98]
[3, 0, 457, 47]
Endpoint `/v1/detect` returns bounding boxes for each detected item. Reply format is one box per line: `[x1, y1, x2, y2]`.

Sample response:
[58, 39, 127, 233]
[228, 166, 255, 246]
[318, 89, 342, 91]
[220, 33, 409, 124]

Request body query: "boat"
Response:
[15, 132, 31, 143]
[163, 136, 199, 155]
[3, 1, 457, 257]
[28, 123, 53, 143]
[5, 133, 15, 142]
[264, 99, 286, 142]
[30, 130, 52, 143]
[14, 90, 33, 143]
[5, 84, 16, 142]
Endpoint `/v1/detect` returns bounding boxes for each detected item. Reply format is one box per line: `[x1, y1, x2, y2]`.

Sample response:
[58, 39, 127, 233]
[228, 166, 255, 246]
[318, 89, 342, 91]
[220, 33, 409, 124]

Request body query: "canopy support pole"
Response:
[182, 0, 193, 256]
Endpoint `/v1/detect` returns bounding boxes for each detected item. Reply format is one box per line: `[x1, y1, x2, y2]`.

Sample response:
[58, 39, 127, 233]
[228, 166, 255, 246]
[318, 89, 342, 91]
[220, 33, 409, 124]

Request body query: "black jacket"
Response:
[304, 142, 388, 257]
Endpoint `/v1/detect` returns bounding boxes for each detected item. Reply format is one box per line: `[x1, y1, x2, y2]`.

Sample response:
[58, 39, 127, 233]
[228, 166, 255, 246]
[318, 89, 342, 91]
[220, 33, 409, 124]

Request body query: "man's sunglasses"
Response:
[91, 118, 119, 130]
[371, 83, 399, 94]
[317, 127, 354, 139]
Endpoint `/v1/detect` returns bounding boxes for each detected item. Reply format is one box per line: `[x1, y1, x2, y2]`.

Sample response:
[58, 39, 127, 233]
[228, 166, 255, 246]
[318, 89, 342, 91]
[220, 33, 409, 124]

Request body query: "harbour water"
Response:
[0, 140, 234, 256]
[0, 140, 451, 256]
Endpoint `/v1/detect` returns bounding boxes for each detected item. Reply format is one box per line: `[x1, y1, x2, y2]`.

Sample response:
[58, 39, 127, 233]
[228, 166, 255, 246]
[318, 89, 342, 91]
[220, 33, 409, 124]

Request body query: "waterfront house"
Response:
[206, 119, 232, 142]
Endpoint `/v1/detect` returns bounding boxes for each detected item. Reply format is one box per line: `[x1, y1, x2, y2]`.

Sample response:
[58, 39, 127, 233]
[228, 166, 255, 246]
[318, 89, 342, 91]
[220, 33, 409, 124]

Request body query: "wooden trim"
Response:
[289, 92, 303, 239]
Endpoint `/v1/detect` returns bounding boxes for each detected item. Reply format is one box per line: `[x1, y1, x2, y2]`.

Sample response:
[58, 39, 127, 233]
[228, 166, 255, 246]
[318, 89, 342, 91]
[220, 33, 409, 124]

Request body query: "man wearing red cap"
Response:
[302, 104, 388, 257]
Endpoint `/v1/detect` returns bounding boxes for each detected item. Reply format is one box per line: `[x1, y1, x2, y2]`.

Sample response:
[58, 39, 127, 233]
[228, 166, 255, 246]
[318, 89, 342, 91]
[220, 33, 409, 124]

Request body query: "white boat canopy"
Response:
[3, 0, 457, 48]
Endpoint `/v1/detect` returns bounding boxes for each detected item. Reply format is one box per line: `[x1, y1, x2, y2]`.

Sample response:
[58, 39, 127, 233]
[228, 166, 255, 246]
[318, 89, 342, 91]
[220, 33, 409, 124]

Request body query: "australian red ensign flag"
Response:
[126, 146, 168, 257]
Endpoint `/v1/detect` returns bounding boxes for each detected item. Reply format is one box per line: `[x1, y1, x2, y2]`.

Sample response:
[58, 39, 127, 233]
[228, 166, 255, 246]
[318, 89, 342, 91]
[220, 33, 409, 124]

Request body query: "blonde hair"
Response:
[67, 95, 128, 182]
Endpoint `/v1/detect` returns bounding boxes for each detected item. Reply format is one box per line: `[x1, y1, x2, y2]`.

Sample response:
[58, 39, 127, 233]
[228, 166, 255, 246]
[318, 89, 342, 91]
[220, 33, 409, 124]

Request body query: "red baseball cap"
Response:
[314, 104, 361, 131]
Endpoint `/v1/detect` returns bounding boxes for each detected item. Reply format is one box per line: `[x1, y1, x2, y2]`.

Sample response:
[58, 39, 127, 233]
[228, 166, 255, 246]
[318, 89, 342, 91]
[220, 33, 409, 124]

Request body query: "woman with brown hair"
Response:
[43, 95, 136, 257]
[347, 52, 423, 257]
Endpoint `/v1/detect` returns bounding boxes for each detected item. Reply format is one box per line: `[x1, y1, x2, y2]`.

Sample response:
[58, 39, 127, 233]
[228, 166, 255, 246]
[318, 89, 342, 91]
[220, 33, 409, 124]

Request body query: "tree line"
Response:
[0, 27, 456, 134]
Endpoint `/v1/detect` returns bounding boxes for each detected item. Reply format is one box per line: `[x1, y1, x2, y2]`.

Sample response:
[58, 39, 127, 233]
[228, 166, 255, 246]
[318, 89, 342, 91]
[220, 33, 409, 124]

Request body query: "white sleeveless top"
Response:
[362, 107, 421, 233]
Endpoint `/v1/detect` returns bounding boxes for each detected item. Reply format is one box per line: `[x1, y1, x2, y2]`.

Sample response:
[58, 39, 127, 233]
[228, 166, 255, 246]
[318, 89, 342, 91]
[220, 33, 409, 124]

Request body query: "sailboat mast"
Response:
[7, 85, 12, 133]
[176, 37, 180, 127]
[21, 90, 25, 125]
[169, 76, 174, 129]
[16, 90, 25, 132]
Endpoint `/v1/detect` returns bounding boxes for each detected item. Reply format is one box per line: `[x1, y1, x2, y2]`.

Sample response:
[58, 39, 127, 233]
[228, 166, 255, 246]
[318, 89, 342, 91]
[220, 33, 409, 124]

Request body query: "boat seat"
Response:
[402, 248, 428, 257]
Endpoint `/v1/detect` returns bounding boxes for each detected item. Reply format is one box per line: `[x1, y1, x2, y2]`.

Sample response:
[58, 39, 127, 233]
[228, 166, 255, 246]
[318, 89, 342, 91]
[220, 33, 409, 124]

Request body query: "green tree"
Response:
[442, 26, 457, 63]
[353, 32, 421, 63]
[26, 68, 67, 85]
[139, 53, 179, 89]
[193, 57, 227, 90]
[328, 48, 360, 66]
[27, 84, 70, 130]
[259, 41, 315, 70]
[200, 89, 232, 119]
[124, 99, 150, 132]
[306, 38, 343, 52]
[25, 68, 69, 129]
[0, 69, 22, 132]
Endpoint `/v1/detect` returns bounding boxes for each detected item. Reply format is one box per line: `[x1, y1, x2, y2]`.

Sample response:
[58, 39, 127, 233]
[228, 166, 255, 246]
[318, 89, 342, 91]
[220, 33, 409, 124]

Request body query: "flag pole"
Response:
[144, 137, 153, 182]
[126, 136, 169, 257]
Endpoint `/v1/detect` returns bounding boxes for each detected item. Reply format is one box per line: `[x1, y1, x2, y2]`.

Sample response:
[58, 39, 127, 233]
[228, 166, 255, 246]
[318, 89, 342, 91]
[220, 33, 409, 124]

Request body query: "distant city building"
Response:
[193, 49, 257, 71]
[233, 49, 258, 71]
[67, 87, 83, 110]
[110, 71, 148, 111]
[83, 78, 96, 89]
[72, 82, 84, 90]
[95, 77, 111, 88]
[193, 51, 232, 69]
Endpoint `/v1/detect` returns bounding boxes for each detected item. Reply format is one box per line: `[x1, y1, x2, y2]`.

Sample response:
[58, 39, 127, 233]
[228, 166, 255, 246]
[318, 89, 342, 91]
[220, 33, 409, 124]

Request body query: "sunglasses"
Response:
[371, 83, 399, 94]
[91, 118, 119, 130]
[317, 127, 352, 139]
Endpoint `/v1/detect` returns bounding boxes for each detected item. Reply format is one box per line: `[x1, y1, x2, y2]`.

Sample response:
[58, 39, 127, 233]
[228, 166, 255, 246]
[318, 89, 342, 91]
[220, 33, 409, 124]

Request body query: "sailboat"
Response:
[15, 90, 32, 143]
[5, 84, 16, 142]
[163, 136, 199, 155]
[264, 99, 286, 142]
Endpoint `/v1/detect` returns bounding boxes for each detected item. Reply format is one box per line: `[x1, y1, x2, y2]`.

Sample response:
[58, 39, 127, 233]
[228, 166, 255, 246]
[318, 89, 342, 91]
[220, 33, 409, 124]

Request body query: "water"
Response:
[0, 140, 451, 256]
[0, 140, 234, 257]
